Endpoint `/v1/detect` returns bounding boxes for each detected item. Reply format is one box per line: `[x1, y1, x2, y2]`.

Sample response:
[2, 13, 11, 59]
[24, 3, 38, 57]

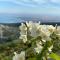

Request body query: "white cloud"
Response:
[0, 0, 60, 7]
[33, 0, 46, 3]
[48, 0, 60, 4]
[0, 0, 47, 5]
[50, 0, 60, 3]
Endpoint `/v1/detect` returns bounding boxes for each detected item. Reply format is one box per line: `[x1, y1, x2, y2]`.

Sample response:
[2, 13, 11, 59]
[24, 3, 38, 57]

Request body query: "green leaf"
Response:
[49, 53, 60, 60]
[28, 57, 36, 60]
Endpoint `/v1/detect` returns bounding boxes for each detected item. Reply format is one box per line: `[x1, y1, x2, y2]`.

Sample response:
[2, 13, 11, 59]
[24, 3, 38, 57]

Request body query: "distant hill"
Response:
[0, 23, 21, 27]
[0, 23, 20, 43]
[41, 22, 60, 26]
[0, 21, 60, 27]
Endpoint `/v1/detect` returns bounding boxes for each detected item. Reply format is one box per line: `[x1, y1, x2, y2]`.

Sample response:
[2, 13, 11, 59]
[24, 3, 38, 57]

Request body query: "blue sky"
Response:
[0, 0, 60, 15]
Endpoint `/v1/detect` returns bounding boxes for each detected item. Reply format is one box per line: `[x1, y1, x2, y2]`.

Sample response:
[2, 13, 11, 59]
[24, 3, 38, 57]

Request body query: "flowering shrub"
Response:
[13, 21, 60, 60]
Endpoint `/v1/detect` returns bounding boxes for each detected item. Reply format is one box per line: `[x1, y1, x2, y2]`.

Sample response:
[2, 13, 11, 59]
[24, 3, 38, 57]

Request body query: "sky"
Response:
[0, 0, 60, 15]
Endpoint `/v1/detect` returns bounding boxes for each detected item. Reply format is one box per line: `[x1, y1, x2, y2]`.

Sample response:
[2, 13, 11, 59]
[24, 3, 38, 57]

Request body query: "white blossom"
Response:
[36, 41, 42, 46]
[19, 35, 27, 43]
[39, 25, 50, 36]
[42, 39, 46, 42]
[34, 45, 43, 54]
[26, 21, 40, 37]
[34, 41, 43, 54]
[38, 25, 51, 41]
[19, 23, 27, 35]
[19, 21, 54, 55]
[48, 25, 56, 33]
[19, 23, 27, 43]
[13, 51, 25, 60]
[48, 45, 53, 52]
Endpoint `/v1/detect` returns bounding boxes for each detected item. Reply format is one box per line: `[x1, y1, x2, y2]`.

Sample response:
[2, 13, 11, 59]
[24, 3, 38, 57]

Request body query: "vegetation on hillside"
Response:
[0, 22, 60, 60]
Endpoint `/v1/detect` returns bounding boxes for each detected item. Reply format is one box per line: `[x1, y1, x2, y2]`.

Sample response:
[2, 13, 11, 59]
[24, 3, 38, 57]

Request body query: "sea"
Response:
[0, 13, 60, 25]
